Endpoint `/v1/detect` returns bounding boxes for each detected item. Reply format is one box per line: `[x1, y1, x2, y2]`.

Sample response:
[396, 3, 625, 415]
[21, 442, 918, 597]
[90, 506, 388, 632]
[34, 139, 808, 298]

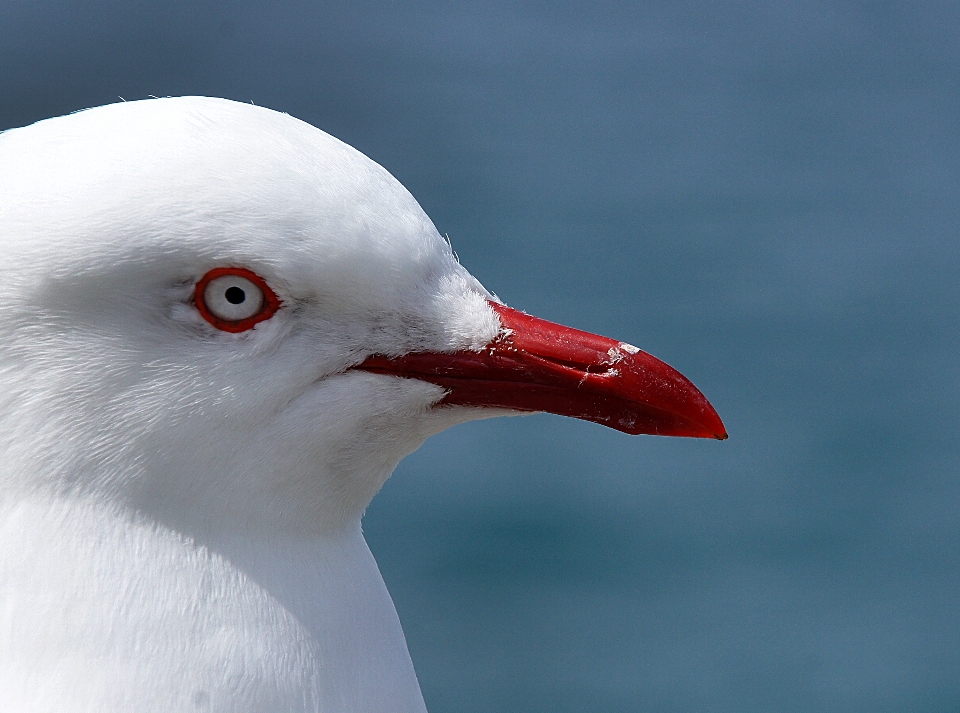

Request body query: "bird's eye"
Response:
[194, 267, 281, 332]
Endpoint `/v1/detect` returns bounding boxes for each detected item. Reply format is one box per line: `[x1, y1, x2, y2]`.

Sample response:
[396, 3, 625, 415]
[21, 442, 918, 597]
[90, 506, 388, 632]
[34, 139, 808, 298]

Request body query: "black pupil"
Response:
[225, 286, 246, 304]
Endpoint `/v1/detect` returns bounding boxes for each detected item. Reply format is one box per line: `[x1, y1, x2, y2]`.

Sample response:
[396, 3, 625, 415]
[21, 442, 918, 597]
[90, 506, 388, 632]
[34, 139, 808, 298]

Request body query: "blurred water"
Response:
[3, 2, 960, 710]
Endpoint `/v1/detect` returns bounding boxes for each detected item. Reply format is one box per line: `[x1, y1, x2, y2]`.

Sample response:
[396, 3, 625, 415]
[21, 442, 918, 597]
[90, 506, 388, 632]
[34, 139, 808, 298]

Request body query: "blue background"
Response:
[3, 2, 959, 710]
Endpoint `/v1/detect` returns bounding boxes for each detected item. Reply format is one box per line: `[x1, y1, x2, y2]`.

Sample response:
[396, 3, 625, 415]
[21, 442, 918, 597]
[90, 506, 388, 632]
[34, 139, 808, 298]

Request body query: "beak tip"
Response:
[692, 403, 727, 441]
[708, 412, 728, 441]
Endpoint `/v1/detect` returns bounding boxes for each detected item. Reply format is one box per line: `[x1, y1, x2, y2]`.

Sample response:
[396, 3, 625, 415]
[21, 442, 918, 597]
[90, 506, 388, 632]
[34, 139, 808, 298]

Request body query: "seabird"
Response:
[0, 97, 725, 712]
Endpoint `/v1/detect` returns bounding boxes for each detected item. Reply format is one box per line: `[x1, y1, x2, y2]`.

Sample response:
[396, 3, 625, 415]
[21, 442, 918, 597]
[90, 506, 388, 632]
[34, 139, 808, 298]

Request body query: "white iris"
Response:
[203, 274, 264, 321]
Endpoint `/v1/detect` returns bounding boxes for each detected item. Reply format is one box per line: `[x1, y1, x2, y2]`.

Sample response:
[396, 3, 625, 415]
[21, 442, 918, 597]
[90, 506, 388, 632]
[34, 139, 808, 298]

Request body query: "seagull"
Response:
[0, 97, 726, 712]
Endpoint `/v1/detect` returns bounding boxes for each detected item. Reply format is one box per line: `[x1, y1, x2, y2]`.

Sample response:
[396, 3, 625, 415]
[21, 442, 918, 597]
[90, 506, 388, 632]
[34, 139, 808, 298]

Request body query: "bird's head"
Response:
[0, 97, 724, 537]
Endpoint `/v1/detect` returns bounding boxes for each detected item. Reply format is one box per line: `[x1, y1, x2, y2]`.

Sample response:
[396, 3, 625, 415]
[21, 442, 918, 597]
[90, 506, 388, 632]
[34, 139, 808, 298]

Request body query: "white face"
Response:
[0, 98, 501, 535]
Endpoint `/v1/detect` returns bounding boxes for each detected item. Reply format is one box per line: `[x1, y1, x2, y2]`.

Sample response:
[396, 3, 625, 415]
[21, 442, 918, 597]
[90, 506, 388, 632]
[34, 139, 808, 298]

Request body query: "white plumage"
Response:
[0, 97, 497, 712]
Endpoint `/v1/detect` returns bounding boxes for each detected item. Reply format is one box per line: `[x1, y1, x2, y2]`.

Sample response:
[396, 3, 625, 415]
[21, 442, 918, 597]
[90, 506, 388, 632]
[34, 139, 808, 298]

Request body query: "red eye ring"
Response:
[194, 267, 282, 333]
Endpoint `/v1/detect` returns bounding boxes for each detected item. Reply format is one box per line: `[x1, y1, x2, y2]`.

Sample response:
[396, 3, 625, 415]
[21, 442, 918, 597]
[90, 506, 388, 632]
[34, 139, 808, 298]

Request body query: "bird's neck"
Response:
[196, 519, 395, 642]
[196, 520, 428, 712]
[7, 491, 428, 713]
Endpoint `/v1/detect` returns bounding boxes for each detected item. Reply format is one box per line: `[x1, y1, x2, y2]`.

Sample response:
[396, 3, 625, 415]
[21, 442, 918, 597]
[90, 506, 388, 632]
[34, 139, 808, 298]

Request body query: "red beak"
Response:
[356, 302, 727, 439]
